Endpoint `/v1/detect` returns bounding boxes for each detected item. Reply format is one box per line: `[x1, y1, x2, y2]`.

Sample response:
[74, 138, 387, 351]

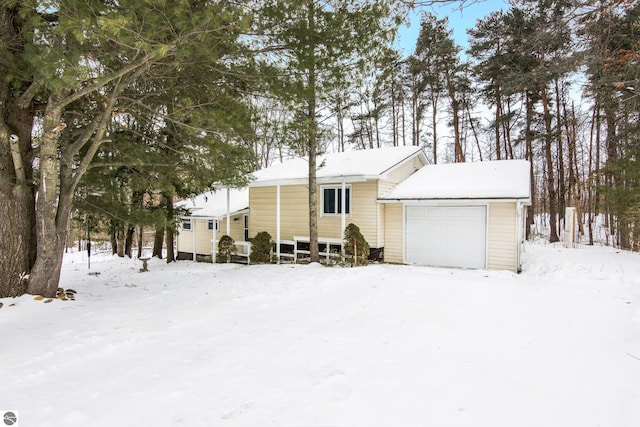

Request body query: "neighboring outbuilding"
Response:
[176, 188, 249, 262]
[378, 160, 531, 273]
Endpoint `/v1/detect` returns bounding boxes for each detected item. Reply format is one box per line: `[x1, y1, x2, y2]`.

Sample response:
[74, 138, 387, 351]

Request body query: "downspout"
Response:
[277, 184, 281, 263]
[516, 201, 524, 273]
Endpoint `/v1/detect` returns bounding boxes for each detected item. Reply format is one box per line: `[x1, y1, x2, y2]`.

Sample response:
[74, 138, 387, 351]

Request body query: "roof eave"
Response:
[185, 207, 250, 219]
[378, 196, 531, 204]
[249, 174, 375, 187]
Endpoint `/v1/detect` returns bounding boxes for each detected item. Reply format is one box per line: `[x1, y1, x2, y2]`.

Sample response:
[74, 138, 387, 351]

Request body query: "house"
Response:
[176, 187, 249, 261]
[249, 146, 429, 261]
[378, 159, 531, 272]
[179, 147, 531, 273]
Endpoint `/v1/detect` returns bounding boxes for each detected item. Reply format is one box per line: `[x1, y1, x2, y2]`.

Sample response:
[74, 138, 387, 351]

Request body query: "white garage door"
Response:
[405, 206, 487, 269]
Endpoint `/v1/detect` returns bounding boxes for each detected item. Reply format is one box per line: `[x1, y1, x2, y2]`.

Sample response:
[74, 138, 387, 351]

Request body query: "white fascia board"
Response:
[378, 197, 530, 206]
[189, 207, 249, 219]
[250, 175, 372, 187]
[378, 147, 428, 179]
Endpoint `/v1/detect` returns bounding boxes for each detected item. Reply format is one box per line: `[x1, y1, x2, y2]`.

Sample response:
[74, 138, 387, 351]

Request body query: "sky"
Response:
[396, 0, 509, 56]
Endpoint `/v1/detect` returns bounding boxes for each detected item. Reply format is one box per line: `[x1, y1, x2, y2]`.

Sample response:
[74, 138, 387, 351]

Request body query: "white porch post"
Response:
[192, 218, 197, 262]
[226, 187, 231, 236]
[341, 179, 346, 240]
[276, 184, 281, 263]
[212, 218, 217, 264]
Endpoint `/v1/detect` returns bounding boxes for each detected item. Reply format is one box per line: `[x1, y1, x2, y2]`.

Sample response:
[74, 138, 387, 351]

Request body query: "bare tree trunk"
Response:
[124, 226, 135, 258]
[137, 225, 143, 258]
[401, 87, 407, 146]
[152, 226, 164, 258]
[27, 78, 120, 296]
[466, 102, 483, 161]
[0, 195, 32, 297]
[504, 97, 514, 159]
[165, 193, 176, 263]
[110, 224, 118, 255]
[391, 79, 398, 147]
[541, 85, 560, 243]
[0, 7, 36, 297]
[555, 80, 566, 228]
[165, 227, 174, 262]
[565, 101, 584, 237]
[307, 0, 319, 263]
[0, 111, 35, 297]
[587, 103, 600, 246]
[442, 67, 464, 163]
[336, 95, 345, 152]
[525, 92, 535, 240]
[430, 96, 438, 162]
[494, 83, 502, 160]
[27, 102, 67, 297]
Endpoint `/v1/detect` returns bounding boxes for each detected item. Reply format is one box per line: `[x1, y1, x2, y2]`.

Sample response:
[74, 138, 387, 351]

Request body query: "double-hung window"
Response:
[207, 219, 218, 231]
[322, 185, 351, 215]
[181, 218, 192, 230]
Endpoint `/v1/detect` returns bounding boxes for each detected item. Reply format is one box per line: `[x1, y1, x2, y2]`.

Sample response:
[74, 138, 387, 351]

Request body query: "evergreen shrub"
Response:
[251, 231, 273, 263]
[217, 235, 236, 263]
[343, 223, 370, 266]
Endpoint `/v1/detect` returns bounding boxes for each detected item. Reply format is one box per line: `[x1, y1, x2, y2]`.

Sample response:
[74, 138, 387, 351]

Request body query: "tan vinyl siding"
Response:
[383, 203, 403, 263]
[177, 228, 193, 254]
[344, 181, 379, 247]
[177, 215, 247, 256]
[217, 215, 246, 243]
[249, 185, 308, 240]
[249, 186, 278, 238]
[177, 218, 215, 255]
[249, 181, 381, 247]
[487, 202, 518, 272]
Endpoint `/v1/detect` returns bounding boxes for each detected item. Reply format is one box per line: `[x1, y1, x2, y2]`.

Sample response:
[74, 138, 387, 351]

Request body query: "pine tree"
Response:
[0, 1, 258, 297]
[583, 1, 640, 249]
[411, 13, 468, 163]
[256, 0, 409, 262]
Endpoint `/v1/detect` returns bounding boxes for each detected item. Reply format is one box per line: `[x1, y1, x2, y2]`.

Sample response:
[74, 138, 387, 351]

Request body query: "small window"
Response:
[182, 218, 192, 230]
[322, 186, 351, 215]
[207, 219, 218, 231]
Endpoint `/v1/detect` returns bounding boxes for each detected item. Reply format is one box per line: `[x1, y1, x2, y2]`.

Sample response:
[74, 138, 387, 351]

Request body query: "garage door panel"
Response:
[405, 206, 486, 269]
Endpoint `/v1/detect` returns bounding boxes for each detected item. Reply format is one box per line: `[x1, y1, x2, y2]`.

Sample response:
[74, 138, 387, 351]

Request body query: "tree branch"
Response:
[69, 79, 125, 194]
[16, 82, 40, 109]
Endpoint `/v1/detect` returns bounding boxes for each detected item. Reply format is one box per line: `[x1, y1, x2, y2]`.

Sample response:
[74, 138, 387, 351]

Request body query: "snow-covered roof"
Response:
[250, 146, 426, 186]
[380, 160, 531, 200]
[176, 188, 249, 218]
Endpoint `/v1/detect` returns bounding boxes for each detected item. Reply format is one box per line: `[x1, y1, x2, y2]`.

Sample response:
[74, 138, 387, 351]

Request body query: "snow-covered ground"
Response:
[1, 243, 640, 427]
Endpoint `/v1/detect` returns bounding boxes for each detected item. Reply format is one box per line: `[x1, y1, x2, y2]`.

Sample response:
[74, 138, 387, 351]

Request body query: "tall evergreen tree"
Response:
[411, 13, 468, 163]
[256, 0, 408, 262]
[583, 1, 640, 249]
[0, 1, 257, 297]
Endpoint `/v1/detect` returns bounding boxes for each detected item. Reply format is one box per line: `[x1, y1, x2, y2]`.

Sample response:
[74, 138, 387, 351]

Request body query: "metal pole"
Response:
[87, 217, 91, 269]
